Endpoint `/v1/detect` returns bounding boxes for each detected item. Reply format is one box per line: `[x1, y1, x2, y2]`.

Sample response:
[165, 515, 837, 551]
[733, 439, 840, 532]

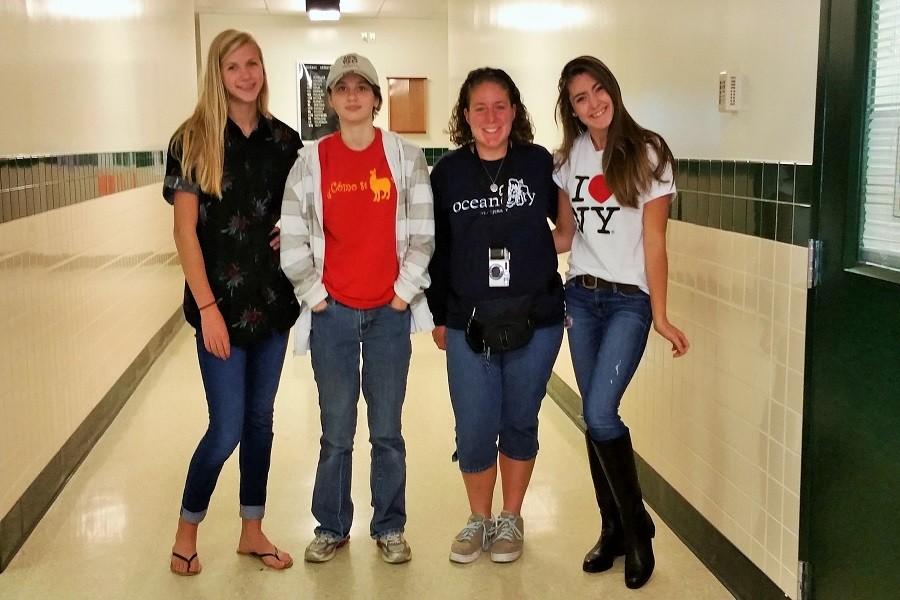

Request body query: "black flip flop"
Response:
[238, 546, 294, 570]
[170, 551, 200, 576]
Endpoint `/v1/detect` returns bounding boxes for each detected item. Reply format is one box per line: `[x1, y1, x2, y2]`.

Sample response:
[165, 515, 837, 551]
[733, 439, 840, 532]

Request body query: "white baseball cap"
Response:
[325, 53, 379, 89]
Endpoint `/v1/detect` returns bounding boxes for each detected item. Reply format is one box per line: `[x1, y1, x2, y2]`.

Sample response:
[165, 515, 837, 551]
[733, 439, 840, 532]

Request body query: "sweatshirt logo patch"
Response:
[588, 174, 612, 203]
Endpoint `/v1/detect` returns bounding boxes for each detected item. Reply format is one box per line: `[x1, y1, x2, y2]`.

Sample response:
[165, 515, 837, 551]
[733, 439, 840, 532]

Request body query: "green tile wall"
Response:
[0, 147, 457, 224]
[423, 147, 450, 167]
[671, 159, 813, 247]
[0, 151, 166, 224]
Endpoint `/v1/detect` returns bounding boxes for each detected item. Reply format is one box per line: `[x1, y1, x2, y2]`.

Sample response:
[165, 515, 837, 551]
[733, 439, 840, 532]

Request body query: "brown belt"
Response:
[574, 274, 642, 294]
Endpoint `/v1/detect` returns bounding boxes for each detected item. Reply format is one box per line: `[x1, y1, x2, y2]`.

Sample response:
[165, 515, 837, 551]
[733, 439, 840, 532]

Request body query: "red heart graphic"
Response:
[588, 174, 612, 203]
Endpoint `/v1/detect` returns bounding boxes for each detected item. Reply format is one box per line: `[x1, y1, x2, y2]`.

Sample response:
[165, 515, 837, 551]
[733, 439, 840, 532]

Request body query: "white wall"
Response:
[448, 0, 819, 162]
[0, 185, 184, 519]
[0, 1, 197, 156]
[0, 1, 195, 518]
[198, 13, 451, 148]
[555, 230, 808, 597]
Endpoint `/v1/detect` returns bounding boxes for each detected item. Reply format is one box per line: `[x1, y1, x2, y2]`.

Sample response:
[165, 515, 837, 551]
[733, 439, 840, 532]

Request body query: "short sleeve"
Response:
[162, 136, 200, 205]
[538, 147, 559, 223]
[640, 146, 676, 207]
[291, 129, 304, 156]
[552, 152, 568, 190]
[430, 153, 446, 200]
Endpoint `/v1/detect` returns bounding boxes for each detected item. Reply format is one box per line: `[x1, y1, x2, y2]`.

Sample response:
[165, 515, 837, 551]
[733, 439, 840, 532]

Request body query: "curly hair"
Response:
[555, 55, 674, 209]
[447, 67, 534, 147]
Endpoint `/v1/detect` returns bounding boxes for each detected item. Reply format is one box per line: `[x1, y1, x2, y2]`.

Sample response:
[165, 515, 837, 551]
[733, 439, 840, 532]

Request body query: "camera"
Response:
[488, 247, 510, 287]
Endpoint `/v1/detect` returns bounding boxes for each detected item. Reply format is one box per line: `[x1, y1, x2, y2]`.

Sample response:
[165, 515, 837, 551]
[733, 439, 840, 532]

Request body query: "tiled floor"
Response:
[0, 325, 733, 599]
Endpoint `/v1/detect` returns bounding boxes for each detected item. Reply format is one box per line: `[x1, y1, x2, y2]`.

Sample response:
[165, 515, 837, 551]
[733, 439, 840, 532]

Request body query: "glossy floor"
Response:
[0, 326, 732, 599]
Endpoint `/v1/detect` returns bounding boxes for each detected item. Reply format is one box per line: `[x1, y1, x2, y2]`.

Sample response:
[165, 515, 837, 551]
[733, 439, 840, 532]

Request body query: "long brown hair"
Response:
[555, 56, 673, 209]
[170, 30, 269, 198]
[448, 67, 534, 147]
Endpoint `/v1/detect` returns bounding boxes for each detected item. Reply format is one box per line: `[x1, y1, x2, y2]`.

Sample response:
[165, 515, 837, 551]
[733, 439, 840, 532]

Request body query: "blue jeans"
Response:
[309, 299, 412, 539]
[565, 280, 652, 442]
[180, 330, 289, 523]
[445, 323, 564, 472]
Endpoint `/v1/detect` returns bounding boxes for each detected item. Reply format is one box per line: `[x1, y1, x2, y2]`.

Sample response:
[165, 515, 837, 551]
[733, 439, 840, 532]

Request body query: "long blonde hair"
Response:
[170, 30, 269, 198]
[555, 56, 673, 209]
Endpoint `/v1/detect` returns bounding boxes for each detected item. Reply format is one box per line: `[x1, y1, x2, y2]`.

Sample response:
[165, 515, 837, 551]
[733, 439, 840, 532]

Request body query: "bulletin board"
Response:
[297, 62, 339, 141]
[387, 77, 428, 134]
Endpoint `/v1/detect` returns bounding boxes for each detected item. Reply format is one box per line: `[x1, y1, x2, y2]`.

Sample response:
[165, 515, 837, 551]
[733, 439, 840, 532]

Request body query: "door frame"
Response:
[803, 0, 900, 598]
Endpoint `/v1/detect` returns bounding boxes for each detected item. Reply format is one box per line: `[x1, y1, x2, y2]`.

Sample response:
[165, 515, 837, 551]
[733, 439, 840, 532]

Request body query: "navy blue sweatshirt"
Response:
[425, 142, 564, 330]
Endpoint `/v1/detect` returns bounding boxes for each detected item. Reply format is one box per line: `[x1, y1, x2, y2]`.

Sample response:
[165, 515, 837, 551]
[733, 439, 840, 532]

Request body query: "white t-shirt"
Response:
[553, 132, 675, 294]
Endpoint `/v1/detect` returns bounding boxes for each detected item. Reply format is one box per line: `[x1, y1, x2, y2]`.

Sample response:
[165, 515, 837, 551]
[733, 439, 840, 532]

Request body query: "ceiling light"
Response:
[307, 0, 340, 21]
[26, 0, 143, 20]
[492, 3, 587, 32]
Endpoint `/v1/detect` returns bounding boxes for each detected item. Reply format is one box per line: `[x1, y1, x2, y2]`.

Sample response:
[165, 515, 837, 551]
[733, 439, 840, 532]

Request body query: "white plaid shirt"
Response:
[280, 129, 435, 354]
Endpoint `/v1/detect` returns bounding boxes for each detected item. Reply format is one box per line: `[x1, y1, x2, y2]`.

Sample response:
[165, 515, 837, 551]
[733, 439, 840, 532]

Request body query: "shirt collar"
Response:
[225, 114, 273, 141]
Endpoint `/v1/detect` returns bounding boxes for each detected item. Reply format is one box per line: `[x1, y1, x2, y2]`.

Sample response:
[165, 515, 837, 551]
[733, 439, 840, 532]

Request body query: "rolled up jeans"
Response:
[180, 329, 289, 523]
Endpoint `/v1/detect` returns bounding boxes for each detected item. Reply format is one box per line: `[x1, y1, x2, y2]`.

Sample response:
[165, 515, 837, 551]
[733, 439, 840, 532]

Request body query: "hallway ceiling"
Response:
[195, 0, 448, 19]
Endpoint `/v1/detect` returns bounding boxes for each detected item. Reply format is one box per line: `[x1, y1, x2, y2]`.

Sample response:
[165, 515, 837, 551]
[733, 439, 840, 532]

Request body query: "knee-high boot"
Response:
[590, 431, 655, 589]
[583, 432, 625, 572]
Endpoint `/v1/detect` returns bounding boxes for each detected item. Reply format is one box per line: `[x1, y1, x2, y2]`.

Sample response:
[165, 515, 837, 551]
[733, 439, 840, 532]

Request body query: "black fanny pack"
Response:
[464, 294, 534, 353]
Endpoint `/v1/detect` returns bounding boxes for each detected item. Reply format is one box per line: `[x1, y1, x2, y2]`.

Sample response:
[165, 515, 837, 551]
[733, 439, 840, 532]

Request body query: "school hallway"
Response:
[0, 326, 730, 600]
[6, 1, 898, 598]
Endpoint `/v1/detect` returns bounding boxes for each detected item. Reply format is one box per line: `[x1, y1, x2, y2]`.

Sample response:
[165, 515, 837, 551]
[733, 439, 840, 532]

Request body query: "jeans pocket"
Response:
[615, 287, 649, 300]
[385, 302, 409, 314]
[311, 297, 332, 318]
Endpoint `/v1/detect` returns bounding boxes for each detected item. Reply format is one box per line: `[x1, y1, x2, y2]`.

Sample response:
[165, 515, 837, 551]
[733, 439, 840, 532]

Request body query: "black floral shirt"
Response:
[163, 116, 302, 347]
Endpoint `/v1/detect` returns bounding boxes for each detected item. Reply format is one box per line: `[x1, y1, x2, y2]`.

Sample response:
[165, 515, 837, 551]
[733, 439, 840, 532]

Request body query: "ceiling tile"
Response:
[196, 0, 268, 11]
[199, 0, 448, 18]
[377, 0, 447, 19]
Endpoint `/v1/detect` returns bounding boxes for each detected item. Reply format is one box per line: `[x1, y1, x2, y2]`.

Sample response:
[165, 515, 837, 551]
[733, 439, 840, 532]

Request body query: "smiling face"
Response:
[328, 73, 378, 126]
[464, 81, 516, 158]
[220, 42, 264, 108]
[567, 72, 615, 146]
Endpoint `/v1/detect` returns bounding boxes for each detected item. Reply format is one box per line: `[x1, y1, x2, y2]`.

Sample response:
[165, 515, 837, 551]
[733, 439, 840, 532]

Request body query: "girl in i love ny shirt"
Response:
[553, 55, 690, 589]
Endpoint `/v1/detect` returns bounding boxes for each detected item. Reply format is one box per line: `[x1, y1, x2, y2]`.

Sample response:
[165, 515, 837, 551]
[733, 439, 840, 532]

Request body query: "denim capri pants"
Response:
[445, 323, 564, 472]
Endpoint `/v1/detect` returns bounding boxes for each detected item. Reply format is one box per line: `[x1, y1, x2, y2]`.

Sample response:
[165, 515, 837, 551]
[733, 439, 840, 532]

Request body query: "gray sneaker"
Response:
[304, 531, 348, 563]
[490, 511, 524, 563]
[376, 531, 412, 564]
[449, 513, 491, 563]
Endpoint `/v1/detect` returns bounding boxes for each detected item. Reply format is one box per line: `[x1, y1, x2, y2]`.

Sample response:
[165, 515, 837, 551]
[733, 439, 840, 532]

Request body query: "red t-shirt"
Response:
[319, 129, 399, 309]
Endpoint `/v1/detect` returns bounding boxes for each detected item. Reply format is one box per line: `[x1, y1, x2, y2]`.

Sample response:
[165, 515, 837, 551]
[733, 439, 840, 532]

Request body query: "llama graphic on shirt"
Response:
[506, 178, 535, 208]
[369, 169, 391, 202]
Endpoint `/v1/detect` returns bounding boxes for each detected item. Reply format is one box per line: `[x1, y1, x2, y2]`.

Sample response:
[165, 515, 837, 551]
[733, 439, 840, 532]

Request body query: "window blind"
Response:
[862, 0, 900, 270]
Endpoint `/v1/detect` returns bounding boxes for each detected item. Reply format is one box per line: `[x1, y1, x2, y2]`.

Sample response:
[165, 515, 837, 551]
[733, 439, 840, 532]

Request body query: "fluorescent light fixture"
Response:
[26, 0, 143, 20]
[308, 9, 340, 21]
[307, 0, 340, 21]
